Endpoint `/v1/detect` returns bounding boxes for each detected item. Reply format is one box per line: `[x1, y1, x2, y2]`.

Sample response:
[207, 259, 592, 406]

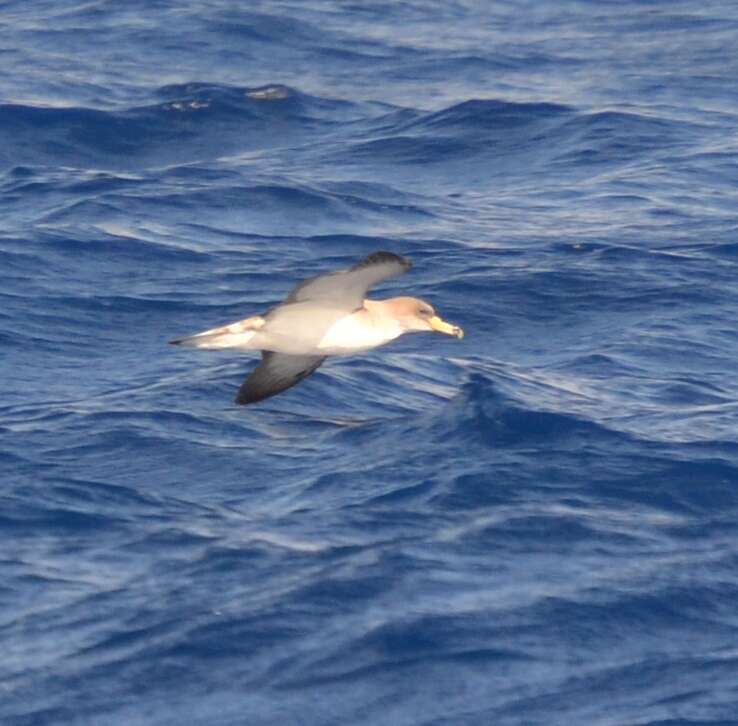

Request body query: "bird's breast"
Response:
[316, 310, 402, 354]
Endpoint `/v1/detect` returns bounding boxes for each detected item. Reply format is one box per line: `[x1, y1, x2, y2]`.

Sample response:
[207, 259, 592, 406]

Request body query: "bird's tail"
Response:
[169, 315, 265, 349]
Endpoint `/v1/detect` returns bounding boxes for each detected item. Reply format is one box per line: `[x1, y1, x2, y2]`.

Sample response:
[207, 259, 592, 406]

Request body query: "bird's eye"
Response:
[419, 307, 433, 317]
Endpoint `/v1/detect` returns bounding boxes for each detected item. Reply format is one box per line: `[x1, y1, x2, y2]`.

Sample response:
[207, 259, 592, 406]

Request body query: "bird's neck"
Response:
[362, 298, 405, 338]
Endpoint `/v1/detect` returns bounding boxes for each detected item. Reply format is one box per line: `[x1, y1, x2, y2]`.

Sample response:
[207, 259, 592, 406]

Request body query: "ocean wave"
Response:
[0, 84, 376, 171]
[4, 2, 738, 723]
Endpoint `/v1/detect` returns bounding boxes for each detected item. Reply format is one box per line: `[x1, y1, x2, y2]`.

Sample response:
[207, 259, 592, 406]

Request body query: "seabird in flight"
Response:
[169, 251, 464, 404]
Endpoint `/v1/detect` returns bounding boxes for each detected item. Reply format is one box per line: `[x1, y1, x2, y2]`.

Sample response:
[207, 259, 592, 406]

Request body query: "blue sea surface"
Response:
[3, 2, 738, 724]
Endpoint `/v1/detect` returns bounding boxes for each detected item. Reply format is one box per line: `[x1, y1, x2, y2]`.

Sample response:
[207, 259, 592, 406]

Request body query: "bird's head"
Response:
[389, 297, 464, 338]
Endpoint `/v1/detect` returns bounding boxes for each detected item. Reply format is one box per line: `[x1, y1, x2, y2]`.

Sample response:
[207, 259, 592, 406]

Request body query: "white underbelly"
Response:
[316, 313, 401, 354]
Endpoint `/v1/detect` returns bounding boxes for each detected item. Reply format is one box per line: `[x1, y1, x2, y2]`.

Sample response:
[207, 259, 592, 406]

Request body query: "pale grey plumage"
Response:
[283, 251, 411, 309]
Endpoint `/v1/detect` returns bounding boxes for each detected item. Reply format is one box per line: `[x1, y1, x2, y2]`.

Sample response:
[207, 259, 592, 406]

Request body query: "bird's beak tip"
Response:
[429, 315, 464, 339]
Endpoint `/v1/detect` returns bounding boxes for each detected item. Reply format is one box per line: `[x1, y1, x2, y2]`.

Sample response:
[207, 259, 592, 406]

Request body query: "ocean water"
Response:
[3, 1, 738, 724]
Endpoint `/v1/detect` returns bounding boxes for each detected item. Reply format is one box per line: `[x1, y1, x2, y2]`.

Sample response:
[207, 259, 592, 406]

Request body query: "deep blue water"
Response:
[3, 2, 738, 724]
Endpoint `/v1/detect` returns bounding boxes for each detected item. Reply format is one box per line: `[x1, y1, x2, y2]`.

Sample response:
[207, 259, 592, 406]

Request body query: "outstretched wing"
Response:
[235, 351, 326, 404]
[283, 251, 412, 311]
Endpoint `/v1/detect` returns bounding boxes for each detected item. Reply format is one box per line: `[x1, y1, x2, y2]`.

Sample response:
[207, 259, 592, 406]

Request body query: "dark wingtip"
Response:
[168, 337, 183, 345]
[235, 388, 259, 405]
[355, 250, 412, 270]
[235, 386, 274, 405]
